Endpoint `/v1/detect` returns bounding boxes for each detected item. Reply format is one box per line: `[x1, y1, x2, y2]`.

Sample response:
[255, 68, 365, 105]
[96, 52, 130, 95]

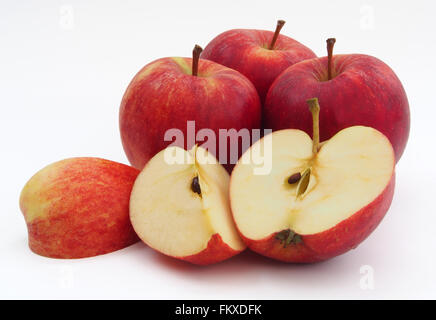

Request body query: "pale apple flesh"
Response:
[130, 146, 245, 265]
[230, 126, 395, 263]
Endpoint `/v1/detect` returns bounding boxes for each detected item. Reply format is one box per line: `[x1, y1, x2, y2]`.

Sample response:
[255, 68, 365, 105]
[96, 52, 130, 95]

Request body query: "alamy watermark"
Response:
[59, 5, 75, 30]
[57, 265, 75, 289]
[360, 265, 375, 290]
[163, 121, 273, 175]
[360, 5, 375, 30]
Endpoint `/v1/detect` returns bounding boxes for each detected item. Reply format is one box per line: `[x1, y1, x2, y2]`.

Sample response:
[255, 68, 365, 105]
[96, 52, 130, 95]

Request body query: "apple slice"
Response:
[130, 146, 246, 265]
[19, 158, 140, 259]
[230, 98, 395, 263]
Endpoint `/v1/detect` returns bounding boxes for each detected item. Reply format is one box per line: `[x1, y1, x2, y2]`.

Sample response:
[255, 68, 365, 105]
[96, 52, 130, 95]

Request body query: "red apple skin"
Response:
[265, 54, 410, 161]
[180, 234, 244, 266]
[201, 29, 316, 103]
[120, 57, 261, 173]
[237, 173, 395, 263]
[19, 158, 140, 259]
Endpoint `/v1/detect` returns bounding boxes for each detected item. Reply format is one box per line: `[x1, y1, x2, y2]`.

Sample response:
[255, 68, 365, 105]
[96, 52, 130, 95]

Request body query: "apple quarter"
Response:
[130, 146, 246, 265]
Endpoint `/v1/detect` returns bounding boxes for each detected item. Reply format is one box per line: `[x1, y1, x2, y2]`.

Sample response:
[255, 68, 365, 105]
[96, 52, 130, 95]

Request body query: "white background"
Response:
[1, 0, 435, 299]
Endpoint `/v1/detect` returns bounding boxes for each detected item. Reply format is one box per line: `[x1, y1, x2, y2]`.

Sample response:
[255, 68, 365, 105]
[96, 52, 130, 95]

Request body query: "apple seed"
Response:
[296, 168, 311, 198]
[191, 176, 202, 196]
[287, 172, 301, 184]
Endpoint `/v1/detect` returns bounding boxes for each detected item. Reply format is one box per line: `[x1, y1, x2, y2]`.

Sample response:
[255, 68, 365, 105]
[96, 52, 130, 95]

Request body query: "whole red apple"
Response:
[201, 20, 316, 103]
[120, 45, 261, 172]
[265, 38, 410, 161]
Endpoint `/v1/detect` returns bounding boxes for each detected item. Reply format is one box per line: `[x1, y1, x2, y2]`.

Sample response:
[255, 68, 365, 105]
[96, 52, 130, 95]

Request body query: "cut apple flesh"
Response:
[130, 146, 245, 259]
[230, 126, 395, 239]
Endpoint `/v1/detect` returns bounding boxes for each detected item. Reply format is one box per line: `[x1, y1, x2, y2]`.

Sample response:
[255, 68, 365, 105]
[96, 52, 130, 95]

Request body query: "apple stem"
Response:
[268, 20, 286, 50]
[326, 38, 336, 80]
[192, 45, 203, 76]
[307, 98, 320, 154]
[192, 144, 200, 174]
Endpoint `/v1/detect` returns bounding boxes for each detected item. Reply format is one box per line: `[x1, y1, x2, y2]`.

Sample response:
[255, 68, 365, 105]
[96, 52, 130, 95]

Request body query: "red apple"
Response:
[120, 45, 261, 173]
[230, 98, 395, 263]
[201, 20, 316, 103]
[130, 146, 246, 265]
[265, 38, 410, 161]
[19, 158, 140, 259]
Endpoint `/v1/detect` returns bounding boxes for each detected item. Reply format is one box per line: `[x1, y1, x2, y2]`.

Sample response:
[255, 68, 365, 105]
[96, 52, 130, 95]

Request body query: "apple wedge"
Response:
[19, 158, 140, 259]
[130, 146, 246, 265]
[230, 98, 395, 263]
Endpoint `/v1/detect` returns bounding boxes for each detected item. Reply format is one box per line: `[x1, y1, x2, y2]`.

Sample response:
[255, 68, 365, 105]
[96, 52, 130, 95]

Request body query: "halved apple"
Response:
[130, 146, 246, 265]
[230, 98, 395, 263]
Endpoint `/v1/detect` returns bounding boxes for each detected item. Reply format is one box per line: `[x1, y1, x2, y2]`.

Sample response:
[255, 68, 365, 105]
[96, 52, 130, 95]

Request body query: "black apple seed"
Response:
[287, 172, 301, 184]
[191, 176, 201, 196]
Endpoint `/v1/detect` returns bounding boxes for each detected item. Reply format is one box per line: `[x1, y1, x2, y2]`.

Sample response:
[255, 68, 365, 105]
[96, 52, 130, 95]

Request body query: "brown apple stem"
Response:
[326, 38, 336, 80]
[268, 20, 286, 50]
[192, 45, 203, 76]
[307, 98, 320, 154]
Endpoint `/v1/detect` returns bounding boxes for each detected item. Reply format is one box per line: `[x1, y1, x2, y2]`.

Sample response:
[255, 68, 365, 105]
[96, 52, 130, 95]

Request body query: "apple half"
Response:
[130, 146, 246, 265]
[230, 98, 395, 263]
